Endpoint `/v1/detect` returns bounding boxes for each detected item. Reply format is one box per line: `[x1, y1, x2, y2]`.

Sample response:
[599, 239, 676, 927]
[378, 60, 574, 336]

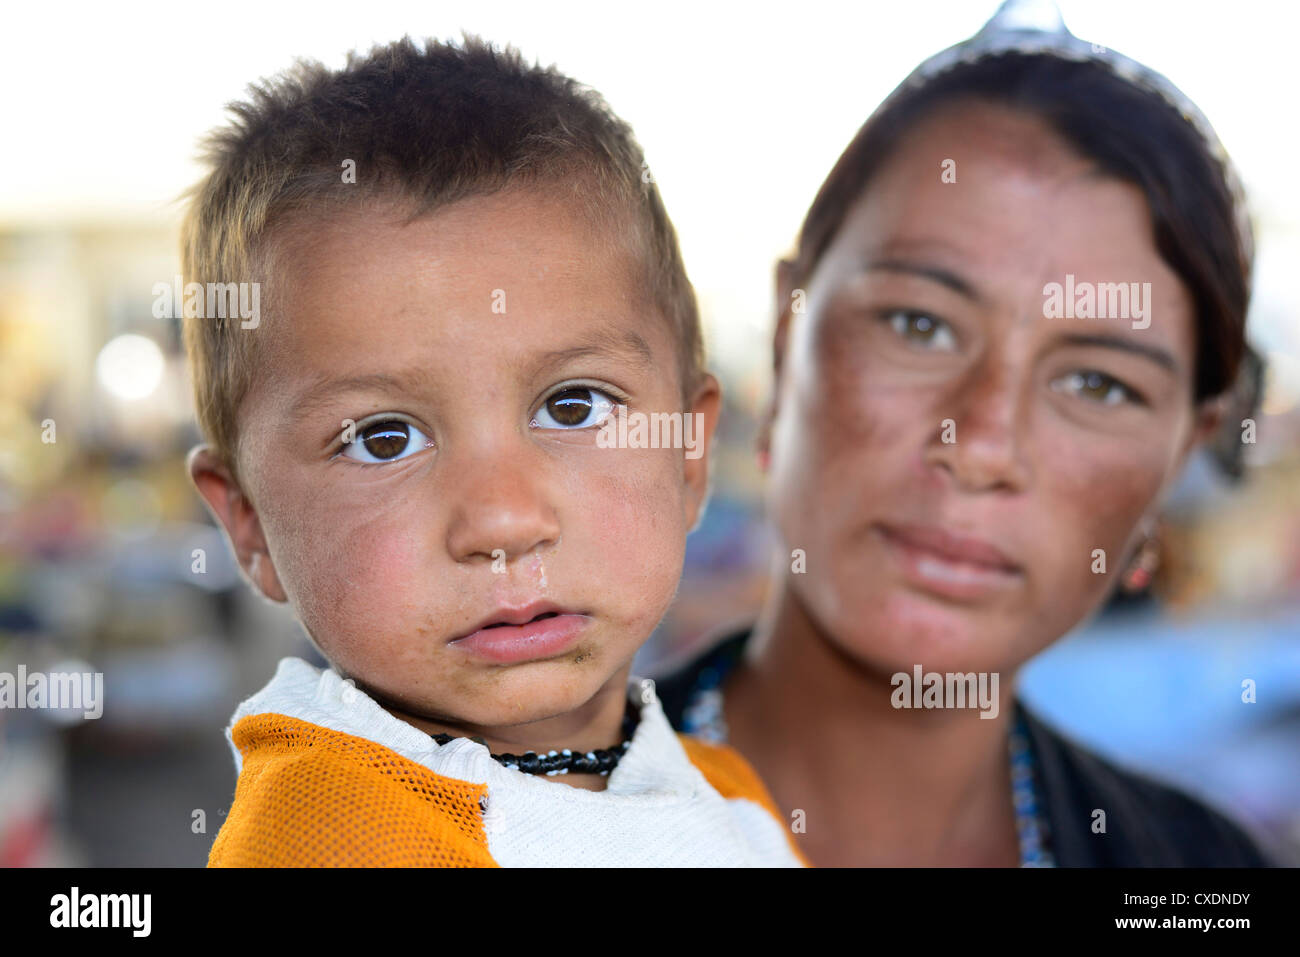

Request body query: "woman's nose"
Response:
[923, 355, 1033, 494]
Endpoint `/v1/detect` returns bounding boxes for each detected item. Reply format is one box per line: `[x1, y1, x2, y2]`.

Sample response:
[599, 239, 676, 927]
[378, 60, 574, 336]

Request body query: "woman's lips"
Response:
[877, 522, 1023, 601]
[448, 605, 590, 664]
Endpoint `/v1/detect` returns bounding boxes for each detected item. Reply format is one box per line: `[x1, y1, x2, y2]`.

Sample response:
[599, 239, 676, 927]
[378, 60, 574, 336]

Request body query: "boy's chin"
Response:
[456, 667, 628, 730]
[378, 658, 627, 734]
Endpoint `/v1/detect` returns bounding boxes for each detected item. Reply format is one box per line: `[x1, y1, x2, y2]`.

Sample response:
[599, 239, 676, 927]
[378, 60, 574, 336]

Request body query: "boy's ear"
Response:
[186, 445, 288, 603]
[683, 372, 723, 531]
[757, 258, 799, 468]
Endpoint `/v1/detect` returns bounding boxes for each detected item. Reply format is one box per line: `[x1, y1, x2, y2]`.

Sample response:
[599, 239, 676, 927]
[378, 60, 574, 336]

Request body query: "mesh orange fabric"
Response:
[208, 713, 497, 867]
[679, 734, 813, 867]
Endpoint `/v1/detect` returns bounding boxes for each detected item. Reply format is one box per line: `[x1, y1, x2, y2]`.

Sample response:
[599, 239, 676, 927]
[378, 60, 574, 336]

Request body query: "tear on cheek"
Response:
[530, 551, 549, 592]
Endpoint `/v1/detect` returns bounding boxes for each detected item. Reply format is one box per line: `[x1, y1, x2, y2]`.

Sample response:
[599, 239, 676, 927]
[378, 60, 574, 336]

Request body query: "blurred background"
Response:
[1, 0, 1297, 866]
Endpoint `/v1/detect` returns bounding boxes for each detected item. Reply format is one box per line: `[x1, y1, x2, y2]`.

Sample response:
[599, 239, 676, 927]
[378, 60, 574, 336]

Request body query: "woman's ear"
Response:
[772, 257, 799, 380]
[186, 445, 288, 603]
[1192, 394, 1228, 446]
[1174, 393, 1230, 479]
[1200, 347, 1266, 481]
[758, 258, 800, 469]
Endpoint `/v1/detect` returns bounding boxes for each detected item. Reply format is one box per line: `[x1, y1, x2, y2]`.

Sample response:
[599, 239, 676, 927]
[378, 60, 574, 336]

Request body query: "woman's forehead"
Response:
[828, 105, 1162, 275]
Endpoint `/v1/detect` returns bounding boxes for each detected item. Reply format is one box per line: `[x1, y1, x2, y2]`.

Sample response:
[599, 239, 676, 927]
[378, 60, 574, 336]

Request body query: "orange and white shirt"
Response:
[209, 657, 807, 867]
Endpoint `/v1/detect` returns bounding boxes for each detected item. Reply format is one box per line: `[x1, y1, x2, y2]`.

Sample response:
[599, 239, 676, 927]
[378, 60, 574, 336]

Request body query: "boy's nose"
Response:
[443, 452, 562, 565]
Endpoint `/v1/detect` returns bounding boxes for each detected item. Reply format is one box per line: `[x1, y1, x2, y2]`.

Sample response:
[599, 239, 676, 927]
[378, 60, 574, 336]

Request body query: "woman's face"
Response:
[766, 100, 1219, 676]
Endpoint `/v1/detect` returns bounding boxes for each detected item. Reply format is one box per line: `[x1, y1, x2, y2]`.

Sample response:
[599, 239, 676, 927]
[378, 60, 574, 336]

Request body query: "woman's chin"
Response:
[826, 588, 1029, 678]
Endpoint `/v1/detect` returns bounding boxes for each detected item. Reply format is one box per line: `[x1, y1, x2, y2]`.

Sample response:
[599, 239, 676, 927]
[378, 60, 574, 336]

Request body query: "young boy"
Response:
[182, 35, 805, 866]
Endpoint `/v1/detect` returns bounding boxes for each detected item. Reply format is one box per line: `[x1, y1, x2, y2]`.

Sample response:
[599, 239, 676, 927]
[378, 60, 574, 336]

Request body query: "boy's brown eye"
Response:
[532, 386, 619, 430]
[546, 388, 595, 426]
[339, 420, 432, 464]
[361, 422, 411, 459]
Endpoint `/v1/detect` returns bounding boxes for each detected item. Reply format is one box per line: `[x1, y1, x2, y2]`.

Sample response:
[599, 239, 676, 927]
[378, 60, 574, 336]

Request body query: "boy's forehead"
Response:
[251, 188, 673, 397]
[278, 187, 634, 296]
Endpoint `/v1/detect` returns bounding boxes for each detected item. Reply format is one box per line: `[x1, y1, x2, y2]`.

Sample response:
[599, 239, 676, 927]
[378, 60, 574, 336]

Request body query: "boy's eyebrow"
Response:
[286, 330, 656, 418]
[529, 329, 656, 378]
[288, 369, 442, 419]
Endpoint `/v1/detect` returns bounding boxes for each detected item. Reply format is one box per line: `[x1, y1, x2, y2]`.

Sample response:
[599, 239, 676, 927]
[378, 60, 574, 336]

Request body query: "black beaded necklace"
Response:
[429, 704, 640, 776]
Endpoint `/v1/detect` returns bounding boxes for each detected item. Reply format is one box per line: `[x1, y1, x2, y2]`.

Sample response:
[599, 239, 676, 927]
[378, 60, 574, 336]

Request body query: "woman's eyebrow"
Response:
[1056, 332, 1180, 373]
[863, 258, 983, 303]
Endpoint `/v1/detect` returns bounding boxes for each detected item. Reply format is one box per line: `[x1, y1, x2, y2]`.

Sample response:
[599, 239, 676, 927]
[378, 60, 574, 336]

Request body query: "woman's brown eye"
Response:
[884, 310, 957, 350]
[1080, 373, 1112, 401]
[909, 315, 937, 338]
[340, 420, 431, 463]
[1052, 371, 1135, 406]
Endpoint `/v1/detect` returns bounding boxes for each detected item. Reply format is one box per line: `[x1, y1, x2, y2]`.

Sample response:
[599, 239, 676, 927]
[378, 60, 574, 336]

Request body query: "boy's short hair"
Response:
[180, 35, 702, 485]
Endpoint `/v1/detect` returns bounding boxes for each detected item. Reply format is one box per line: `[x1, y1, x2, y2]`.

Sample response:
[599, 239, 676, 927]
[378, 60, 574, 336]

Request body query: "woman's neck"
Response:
[725, 580, 1022, 866]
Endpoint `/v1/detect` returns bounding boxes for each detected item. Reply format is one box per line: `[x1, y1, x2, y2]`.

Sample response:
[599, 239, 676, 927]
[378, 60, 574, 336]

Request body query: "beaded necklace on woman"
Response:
[679, 655, 1056, 867]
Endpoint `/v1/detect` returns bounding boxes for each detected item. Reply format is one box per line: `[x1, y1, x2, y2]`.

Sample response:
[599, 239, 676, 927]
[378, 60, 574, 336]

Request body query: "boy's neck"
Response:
[371, 664, 636, 792]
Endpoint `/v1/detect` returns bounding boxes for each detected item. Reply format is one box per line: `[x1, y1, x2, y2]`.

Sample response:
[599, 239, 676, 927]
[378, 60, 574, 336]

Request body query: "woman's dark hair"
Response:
[792, 53, 1254, 413]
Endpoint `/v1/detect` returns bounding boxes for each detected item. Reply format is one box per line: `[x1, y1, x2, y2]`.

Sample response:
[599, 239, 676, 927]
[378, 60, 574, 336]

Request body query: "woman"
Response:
[655, 2, 1272, 866]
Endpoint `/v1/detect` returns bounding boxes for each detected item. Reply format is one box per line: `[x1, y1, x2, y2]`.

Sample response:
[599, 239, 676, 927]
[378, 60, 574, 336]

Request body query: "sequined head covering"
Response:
[885, 0, 1253, 268]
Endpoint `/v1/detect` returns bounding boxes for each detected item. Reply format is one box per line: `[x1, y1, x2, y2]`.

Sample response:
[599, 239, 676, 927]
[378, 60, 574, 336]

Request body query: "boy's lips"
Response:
[448, 601, 591, 664]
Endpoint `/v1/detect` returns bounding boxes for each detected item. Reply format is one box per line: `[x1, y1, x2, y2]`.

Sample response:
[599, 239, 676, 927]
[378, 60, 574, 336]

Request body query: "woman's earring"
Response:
[1121, 528, 1161, 594]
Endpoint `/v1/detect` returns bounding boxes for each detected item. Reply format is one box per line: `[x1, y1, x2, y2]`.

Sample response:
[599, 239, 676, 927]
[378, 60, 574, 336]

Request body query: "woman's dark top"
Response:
[651, 629, 1274, 867]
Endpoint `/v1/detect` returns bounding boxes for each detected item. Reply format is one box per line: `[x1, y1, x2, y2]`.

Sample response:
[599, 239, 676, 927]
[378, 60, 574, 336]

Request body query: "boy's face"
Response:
[193, 187, 718, 732]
